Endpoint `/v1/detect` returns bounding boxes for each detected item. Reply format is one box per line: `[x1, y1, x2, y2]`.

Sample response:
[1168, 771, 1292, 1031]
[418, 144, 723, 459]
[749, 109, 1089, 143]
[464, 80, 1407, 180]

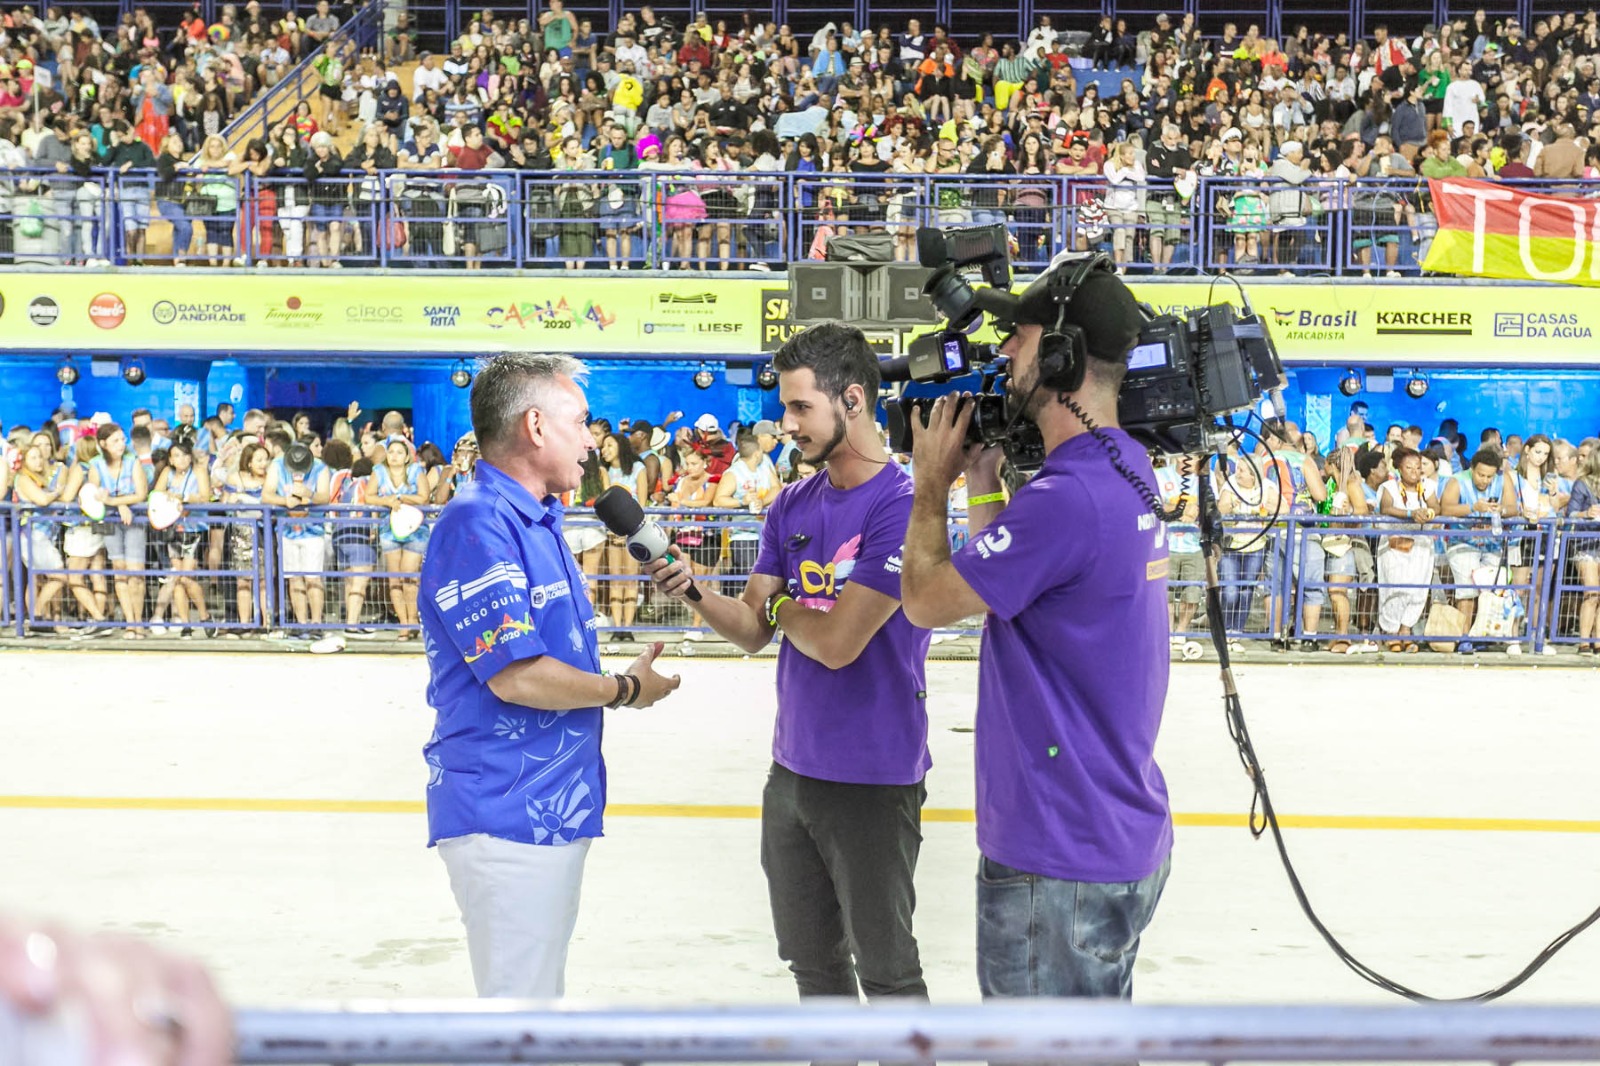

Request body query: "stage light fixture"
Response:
[451, 361, 473, 389]
[122, 359, 146, 387]
[693, 366, 715, 390]
[1339, 369, 1362, 397]
[756, 364, 778, 391]
[57, 359, 78, 385]
[1405, 371, 1429, 399]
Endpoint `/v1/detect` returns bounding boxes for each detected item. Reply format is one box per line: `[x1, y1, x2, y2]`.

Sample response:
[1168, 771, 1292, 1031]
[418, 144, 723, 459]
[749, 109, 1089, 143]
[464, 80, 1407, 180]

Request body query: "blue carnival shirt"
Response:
[271, 456, 329, 538]
[419, 459, 604, 849]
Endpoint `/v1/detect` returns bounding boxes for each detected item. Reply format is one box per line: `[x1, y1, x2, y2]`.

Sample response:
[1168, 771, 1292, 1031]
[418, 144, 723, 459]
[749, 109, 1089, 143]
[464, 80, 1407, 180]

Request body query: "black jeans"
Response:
[760, 762, 929, 1001]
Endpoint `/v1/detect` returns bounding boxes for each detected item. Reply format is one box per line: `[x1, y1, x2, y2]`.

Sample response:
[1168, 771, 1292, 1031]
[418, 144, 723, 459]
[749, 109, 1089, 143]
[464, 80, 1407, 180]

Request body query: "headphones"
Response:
[1034, 253, 1119, 395]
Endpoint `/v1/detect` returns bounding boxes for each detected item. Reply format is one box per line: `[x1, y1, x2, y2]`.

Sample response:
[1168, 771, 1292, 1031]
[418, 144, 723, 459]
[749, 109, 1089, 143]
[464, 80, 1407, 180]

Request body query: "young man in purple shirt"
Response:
[644, 322, 934, 1008]
[900, 264, 1173, 1000]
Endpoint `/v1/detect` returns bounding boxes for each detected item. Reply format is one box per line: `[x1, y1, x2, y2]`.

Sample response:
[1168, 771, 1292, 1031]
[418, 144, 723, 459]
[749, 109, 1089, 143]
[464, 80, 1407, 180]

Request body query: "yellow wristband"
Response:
[766, 593, 794, 628]
[968, 492, 1006, 507]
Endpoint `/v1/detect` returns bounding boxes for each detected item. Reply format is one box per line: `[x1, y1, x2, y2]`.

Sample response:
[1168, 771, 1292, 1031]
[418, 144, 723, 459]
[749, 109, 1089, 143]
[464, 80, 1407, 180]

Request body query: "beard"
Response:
[1004, 359, 1050, 424]
[800, 410, 848, 466]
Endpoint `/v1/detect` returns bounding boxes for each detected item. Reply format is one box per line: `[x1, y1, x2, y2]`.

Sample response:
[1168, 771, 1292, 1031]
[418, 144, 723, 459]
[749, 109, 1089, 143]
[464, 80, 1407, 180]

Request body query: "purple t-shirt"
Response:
[952, 429, 1173, 883]
[753, 462, 932, 786]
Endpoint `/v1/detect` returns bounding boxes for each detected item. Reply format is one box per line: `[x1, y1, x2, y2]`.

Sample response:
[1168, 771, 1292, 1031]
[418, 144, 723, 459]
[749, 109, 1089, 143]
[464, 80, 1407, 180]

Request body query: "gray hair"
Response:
[471, 352, 589, 454]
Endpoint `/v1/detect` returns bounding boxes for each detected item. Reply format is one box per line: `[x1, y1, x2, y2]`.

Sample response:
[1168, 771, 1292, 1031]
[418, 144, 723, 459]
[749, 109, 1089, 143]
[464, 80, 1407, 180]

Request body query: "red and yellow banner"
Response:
[1423, 177, 1600, 285]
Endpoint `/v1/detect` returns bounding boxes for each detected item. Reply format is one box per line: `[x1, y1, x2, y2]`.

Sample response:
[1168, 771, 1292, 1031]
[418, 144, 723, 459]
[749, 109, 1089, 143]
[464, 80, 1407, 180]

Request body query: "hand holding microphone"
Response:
[593, 486, 702, 602]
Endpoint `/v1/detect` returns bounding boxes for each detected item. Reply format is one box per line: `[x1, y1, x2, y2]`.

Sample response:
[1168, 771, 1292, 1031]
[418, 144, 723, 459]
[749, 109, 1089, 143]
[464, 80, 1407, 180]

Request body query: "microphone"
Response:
[592, 486, 702, 602]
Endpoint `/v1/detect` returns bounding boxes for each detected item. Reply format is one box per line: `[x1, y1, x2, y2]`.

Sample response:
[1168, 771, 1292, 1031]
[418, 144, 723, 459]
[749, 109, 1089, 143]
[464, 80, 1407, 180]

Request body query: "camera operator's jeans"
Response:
[977, 852, 1170, 999]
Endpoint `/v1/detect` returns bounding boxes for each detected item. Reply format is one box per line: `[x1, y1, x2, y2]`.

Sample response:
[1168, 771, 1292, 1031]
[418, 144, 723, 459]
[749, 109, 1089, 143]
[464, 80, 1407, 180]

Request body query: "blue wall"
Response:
[0, 357, 785, 445]
[1281, 367, 1600, 451]
[6, 355, 1592, 453]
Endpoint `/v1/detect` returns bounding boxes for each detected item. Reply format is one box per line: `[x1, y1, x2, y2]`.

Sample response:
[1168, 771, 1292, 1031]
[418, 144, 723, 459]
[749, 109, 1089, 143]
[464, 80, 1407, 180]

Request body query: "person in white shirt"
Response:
[1101, 140, 1145, 263]
[1442, 61, 1485, 136]
[614, 34, 649, 76]
[1024, 16, 1058, 61]
[412, 52, 449, 101]
[897, 18, 926, 64]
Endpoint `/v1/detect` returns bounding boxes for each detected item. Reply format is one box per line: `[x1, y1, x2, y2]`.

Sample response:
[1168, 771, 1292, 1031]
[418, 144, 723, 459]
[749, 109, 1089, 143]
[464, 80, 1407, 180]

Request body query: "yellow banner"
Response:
[2, 273, 1598, 364]
[1122, 280, 1596, 364]
[0, 274, 765, 355]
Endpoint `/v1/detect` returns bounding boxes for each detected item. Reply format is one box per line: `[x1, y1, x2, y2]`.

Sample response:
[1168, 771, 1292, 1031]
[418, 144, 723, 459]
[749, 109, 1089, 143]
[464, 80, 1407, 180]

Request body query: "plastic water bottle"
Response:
[1491, 508, 1503, 539]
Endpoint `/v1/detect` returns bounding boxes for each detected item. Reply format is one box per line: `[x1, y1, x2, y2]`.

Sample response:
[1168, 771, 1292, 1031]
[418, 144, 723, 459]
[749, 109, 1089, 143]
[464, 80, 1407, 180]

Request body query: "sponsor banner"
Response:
[1422, 177, 1600, 286]
[0, 275, 764, 355]
[1114, 281, 1597, 363]
[2, 272, 1599, 363]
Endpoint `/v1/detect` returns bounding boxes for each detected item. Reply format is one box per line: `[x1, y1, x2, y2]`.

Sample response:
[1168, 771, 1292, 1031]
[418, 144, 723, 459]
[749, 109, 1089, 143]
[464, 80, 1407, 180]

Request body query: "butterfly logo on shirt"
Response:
[796, 535, 862, 610]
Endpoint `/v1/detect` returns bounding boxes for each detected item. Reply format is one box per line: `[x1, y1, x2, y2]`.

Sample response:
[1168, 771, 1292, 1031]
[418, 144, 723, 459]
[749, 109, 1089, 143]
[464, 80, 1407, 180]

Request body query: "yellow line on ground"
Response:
[0, 797, 1597, 834]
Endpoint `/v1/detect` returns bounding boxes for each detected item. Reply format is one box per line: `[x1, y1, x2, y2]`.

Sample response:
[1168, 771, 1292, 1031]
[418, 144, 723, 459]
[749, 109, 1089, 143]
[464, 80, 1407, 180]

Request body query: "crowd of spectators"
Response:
[0, 0, 339, 153]
[0, 0, 351, 262]
[2, 396, 1599, 652]
[0, 398, 823, 649]
[1162, 413, 1600, 655]
[12, 4, 1600, 269]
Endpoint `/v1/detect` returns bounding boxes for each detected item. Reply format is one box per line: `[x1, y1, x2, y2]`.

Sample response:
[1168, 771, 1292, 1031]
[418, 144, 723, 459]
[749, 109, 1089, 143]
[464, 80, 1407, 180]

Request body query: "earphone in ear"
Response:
[845, 399, 857, 412]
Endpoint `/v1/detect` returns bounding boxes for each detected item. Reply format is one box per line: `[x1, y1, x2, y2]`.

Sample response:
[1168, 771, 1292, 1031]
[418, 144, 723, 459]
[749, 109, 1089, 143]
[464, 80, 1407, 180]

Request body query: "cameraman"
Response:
[901, 265, 1172, 1000]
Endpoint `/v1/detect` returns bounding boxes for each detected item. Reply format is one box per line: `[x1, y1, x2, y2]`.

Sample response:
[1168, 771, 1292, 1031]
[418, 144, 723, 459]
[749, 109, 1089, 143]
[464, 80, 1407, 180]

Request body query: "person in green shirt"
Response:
[539, 0, 576, 55]
[312, 43, 345, 136]
[992, 42, 1037, 112]
[595, 124, 640, 268]
[1419, 129, 1469, 178]
[1416, 130, 1467, 267]
[1420, 52, 1451, 131]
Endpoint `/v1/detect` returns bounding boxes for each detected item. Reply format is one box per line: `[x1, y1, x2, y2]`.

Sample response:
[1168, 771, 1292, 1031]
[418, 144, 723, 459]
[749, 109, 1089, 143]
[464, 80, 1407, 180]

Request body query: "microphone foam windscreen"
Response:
[593, 485, 646, 537]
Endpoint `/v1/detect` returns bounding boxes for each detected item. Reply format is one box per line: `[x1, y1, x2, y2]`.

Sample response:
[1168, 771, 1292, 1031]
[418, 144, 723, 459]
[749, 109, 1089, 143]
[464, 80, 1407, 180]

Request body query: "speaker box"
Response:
[789, 263, 863, 323]
[866, 265, 935, 325]
[824, 232, 895, 263]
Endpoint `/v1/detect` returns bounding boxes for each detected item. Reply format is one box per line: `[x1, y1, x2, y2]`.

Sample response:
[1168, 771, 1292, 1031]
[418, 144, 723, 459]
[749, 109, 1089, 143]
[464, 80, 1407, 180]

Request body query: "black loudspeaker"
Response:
[789, 263, 863, 323]
[824, 233, 895, 262]
[867, 265, 935, 325]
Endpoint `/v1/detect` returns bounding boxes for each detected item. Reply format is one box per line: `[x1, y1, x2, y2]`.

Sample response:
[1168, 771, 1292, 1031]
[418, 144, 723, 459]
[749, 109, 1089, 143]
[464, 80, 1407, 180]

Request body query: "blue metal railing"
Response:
[9, 166, 1600, 273]
[387, 0, 1536, 54]
[2, 503, 1596, 650]
[68, 0, 1546, 67]
[7, 168, 1597, 275]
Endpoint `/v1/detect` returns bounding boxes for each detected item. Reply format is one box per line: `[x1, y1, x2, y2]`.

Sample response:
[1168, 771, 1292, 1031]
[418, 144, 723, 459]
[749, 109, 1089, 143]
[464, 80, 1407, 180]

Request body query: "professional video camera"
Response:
[881, 224, 1288, 466]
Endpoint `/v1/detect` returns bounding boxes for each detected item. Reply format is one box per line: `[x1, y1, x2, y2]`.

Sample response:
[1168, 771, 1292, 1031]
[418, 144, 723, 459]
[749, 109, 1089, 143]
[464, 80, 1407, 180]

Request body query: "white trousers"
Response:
[437, 834, 591, 998]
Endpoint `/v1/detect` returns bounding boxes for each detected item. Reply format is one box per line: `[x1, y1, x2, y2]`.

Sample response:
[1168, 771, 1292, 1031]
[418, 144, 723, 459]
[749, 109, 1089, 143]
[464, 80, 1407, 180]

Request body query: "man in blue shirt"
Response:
[420, 352, 681, 1000]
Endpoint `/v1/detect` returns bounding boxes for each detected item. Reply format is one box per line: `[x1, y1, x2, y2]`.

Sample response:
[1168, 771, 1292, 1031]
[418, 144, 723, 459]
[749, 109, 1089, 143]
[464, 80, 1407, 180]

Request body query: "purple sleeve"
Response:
[421, 515, 549, 684]
[842, 488, 911, 601]
[951, 474, 1095, 622]
[752, 487, 786, 578]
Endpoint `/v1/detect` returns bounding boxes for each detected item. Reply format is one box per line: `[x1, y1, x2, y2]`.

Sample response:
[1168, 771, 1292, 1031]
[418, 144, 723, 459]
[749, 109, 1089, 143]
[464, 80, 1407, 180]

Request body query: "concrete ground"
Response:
[1, 651, 1598, 1012]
